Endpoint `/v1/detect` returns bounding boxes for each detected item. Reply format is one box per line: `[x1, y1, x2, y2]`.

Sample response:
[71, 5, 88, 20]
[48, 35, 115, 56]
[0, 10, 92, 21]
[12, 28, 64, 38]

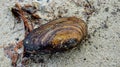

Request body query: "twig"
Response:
[15, 3, 33, 33]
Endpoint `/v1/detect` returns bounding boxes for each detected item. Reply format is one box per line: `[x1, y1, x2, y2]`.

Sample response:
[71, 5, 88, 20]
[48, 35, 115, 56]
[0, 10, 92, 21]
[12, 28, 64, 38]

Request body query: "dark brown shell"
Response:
[23, 17, 87, 54]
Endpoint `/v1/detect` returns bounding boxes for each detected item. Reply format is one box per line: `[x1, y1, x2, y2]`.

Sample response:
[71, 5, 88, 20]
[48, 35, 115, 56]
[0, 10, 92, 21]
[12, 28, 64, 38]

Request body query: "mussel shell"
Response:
[23, 17, 87, 54]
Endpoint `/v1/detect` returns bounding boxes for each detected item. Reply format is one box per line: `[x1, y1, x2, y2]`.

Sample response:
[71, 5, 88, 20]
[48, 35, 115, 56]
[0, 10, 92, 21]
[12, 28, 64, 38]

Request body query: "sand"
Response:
[0, 0, 120, 67]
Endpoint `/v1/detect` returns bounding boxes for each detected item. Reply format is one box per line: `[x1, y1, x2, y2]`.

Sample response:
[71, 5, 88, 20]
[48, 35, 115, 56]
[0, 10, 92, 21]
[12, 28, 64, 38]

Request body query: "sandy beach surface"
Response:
[0, 0, 120, 67]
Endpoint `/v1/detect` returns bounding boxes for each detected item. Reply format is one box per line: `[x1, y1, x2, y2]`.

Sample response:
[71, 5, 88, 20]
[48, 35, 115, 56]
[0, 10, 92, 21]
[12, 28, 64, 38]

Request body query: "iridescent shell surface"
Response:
[23, 17, 87, 54]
